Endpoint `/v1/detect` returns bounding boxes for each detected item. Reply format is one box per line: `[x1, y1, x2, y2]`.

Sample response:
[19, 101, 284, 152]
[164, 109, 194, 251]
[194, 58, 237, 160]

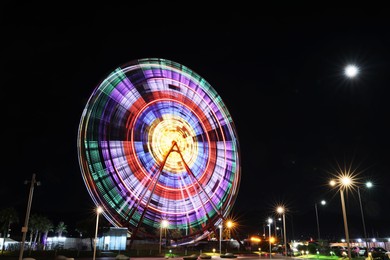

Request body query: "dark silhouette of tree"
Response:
[0, 207, 19, 254]
[55, 221, 67, 237]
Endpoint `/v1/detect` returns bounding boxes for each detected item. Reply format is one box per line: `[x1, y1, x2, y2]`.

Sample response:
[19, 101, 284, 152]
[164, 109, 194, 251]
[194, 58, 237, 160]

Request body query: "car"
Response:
[330, 246, 347, 257]
[115, 255, 130, 260]
[183, 254, 198, 260]
[352, 246, 367, 256]
[369, 247, 390, 259]
[220, 253, 238, 258]
[199, 254, 212, 259]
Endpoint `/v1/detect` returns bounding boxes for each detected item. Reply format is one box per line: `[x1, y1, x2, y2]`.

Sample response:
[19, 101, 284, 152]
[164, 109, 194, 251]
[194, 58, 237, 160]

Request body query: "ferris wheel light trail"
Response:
[77, 58, 241, 244]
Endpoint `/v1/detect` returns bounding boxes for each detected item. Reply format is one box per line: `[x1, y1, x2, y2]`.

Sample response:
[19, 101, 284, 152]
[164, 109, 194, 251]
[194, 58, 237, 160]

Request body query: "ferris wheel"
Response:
[77, 58, 241, 242]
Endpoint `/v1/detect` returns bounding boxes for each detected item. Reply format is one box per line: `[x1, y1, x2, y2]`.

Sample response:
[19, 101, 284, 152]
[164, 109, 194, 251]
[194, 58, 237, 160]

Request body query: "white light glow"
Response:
[345, 65, 359, 78]
[341, 176, 352, 186]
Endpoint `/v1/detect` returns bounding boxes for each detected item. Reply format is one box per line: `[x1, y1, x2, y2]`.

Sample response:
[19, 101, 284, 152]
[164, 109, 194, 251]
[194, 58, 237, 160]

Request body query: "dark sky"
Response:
[2, 3, 390, 241]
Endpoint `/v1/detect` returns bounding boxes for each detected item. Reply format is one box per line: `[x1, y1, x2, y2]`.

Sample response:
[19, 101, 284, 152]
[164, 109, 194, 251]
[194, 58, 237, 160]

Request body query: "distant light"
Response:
[357, 238, 362, 242]
[329, 180, 336, 187]
[345, 64, 359, 78]
[366, 181, 373, 188]
[341, 239, 345, 242]
[267, 218, 273, 224]
[372, 238, 376, 242]
[320, 200, 326, 205]
[251, 236, 261, 242]
[277, 206, 285, 214]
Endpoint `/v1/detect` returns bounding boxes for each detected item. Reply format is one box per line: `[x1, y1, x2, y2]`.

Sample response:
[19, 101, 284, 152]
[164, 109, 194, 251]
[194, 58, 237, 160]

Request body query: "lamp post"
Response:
[357, 182, 372, 252]
[18, 173, 40, 260]
[93, 206, 103, 260]
[226, 220, 234, 253]
[276, 206, 287, 256]
[330, 176, 352, 260]
[267, 218, 273, 259]
[219, 224, 223, 255]
[159, 220, 168, 254]
[314, 200, 326, 241]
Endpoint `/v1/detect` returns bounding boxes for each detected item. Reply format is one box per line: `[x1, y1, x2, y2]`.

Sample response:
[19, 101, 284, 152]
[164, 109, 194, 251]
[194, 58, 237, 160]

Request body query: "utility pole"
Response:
[19, 174, 40, 260]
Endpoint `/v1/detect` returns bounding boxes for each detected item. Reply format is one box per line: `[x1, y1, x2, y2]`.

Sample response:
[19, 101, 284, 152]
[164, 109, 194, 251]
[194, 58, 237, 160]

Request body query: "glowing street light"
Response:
[267, 218, 273, 259]
[226, 220, 234, 253]
[93, 206, 103, 260]
[357, 181, 373, 252]
[330, 175, 354, 260]
[314, 200, 326, 240]
[276, 206, 287, 256]
[159, 220, 169, 254]
[226, 220, 234, 238]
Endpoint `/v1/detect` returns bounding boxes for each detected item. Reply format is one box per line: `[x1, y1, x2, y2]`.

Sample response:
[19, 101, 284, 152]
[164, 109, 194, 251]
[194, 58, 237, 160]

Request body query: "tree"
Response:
[0, 207, 19, 254]
[39, 216, 53, 250]
[55, 221, 67, 237]
[75, 218, 95, 252]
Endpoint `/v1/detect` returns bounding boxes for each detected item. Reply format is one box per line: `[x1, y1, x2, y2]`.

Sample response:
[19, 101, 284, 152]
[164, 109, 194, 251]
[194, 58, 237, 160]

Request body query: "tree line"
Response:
[0, 207, 102, 253]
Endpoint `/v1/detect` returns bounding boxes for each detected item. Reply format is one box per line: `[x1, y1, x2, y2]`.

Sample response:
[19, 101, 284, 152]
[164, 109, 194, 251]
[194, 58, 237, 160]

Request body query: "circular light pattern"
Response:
[77, 58, 241, 239]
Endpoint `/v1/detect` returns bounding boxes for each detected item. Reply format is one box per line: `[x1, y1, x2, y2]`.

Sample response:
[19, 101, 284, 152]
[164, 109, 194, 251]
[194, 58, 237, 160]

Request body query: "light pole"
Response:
[219, 224, 222, 255]
[276, 206, 287, 257]
[159, 220, 168, 254]
[358, 182, 372, 252]
[93, 206, 103, 260]
[314, 200, 326, 241]
[267, 218, 273, 259]
[330, 176, 352, 260]
[18, 173, 40, 260]
[226, 220, 234, 253]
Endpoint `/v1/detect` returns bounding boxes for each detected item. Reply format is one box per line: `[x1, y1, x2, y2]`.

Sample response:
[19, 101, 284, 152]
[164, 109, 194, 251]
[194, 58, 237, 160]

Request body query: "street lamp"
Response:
[159, 220, 168, 254]
[218, 224, 223, 255]
[314, 200, 326, 240]
[267, 218, 273, 259]
[226, 220, 234, 253]
[358, 181, 373, 252]
[330, 175, 353, 260]
[18, 173, 40, 260]
[93, 206, 103, 260]
[276, 206, 287, 257]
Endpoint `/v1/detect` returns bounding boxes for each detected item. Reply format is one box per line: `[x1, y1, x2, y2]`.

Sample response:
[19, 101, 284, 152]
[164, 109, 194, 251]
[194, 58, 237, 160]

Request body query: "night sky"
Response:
[2, 3, 390, 241]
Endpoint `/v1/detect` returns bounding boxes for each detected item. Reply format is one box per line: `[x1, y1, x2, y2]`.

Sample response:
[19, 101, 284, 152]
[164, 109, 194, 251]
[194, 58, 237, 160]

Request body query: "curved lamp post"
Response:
[93, 206, 103, 260]
[276, 206, 287, 256]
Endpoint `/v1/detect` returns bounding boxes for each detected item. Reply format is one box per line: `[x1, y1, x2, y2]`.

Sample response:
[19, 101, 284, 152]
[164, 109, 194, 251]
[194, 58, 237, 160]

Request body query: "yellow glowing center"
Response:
[149, 115, 197, 173]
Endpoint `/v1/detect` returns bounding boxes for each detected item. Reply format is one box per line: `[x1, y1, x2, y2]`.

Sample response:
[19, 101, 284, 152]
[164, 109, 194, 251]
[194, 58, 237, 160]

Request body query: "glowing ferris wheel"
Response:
[77, 58, 241, 240]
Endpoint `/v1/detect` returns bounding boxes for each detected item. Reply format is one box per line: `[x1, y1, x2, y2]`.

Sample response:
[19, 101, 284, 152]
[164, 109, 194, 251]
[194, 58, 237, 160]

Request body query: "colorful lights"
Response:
[78, 58, 241, 239]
